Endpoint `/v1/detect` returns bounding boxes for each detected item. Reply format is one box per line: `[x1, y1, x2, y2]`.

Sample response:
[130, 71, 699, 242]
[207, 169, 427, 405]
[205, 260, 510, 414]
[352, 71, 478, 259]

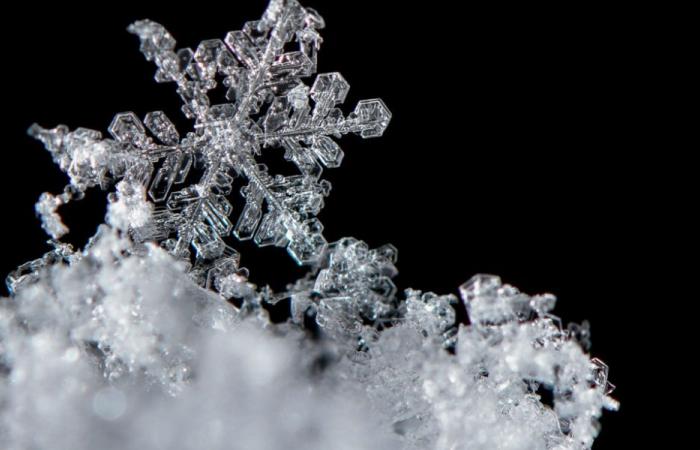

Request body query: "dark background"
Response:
[2, 1, 663, 447]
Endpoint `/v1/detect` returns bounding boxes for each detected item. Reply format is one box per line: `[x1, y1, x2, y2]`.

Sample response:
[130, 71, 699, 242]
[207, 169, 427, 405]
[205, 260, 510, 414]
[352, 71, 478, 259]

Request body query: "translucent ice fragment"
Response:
[193, 223, 225, 259]
[405, 291, 457, 336]
[194, 39, 235, 80]
[253, 211, 286, 247]
[263, 97, 291, 133]
[311, 72, 349, 104]
[144, 111, 179, 145]
[287, 230, 326, 265]
[352, 99, 392, 138]
[270, 51, 314, 78]
[148, 152, 181, 202]
[167, 186, 200, 212]
[459, 274, 515, 326]
[108, 112, 150, 148]
[311, 72, 349, 119]
[312, 135, 344, 167]
[225, 30, 259, 69]
[127, 20, 176, 61]
[201, 195, 233, 235]
[234, 185, 263, 240]
[282, 139, 321, 178]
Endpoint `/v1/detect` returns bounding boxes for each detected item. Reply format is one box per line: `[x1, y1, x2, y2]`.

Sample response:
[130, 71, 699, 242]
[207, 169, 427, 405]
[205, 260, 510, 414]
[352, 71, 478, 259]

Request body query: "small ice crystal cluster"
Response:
[1, 1, 617, 449]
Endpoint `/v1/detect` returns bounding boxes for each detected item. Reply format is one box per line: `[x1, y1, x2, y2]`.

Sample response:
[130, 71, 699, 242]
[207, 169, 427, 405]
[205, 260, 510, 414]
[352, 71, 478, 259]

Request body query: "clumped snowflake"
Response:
[1, 1, 617, 450]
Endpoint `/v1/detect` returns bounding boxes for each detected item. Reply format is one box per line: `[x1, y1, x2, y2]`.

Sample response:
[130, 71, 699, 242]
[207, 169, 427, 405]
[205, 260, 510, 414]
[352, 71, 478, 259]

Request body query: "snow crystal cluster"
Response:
[1, 1, 617, 449]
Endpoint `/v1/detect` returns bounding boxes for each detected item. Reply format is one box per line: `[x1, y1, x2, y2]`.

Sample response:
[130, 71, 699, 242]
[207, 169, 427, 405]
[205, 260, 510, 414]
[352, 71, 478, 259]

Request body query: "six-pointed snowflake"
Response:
[28, 0, 391, 292]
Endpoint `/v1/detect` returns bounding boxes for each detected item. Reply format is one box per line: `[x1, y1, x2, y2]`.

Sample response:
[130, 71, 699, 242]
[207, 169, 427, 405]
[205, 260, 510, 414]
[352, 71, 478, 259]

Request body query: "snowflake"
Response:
[2, 2, 618, 449]
[21, 0, 390, 295]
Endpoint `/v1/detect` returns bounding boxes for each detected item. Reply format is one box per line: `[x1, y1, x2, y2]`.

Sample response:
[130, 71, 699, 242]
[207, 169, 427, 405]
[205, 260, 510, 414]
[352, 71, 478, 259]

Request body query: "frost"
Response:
[1, 1, 617, 449]
[0, 234, 399, 449]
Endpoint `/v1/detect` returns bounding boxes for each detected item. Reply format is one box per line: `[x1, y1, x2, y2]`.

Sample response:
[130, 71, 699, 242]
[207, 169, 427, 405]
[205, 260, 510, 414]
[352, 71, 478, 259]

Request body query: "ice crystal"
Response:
[23, 0, 390, 291]
[1, 1, 617, 449]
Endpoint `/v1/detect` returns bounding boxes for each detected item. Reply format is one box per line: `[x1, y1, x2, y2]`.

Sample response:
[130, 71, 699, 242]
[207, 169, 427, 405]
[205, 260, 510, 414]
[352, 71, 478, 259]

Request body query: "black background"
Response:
[2, 1, 664, 448]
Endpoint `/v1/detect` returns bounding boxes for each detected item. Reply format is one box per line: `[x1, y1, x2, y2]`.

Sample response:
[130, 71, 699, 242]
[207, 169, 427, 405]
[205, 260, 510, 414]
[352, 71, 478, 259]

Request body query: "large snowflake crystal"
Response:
[21, 0, 390, 294]
[1, 2, 617, 450]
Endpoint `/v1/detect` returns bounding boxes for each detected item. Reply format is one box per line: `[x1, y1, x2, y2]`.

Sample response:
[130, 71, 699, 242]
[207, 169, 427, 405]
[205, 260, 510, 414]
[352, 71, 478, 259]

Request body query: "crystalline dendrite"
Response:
[27, 0, 391, 286]
[1, 2, 616, 450]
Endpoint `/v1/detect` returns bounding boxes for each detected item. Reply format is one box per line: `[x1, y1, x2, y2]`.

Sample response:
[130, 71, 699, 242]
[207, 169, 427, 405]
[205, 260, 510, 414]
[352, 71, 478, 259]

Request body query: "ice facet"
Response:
[353, 99, 392, 138]
[144, 110, 180, 145]
[108, 112, 151, 148]
[311, 72, 350, 105]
